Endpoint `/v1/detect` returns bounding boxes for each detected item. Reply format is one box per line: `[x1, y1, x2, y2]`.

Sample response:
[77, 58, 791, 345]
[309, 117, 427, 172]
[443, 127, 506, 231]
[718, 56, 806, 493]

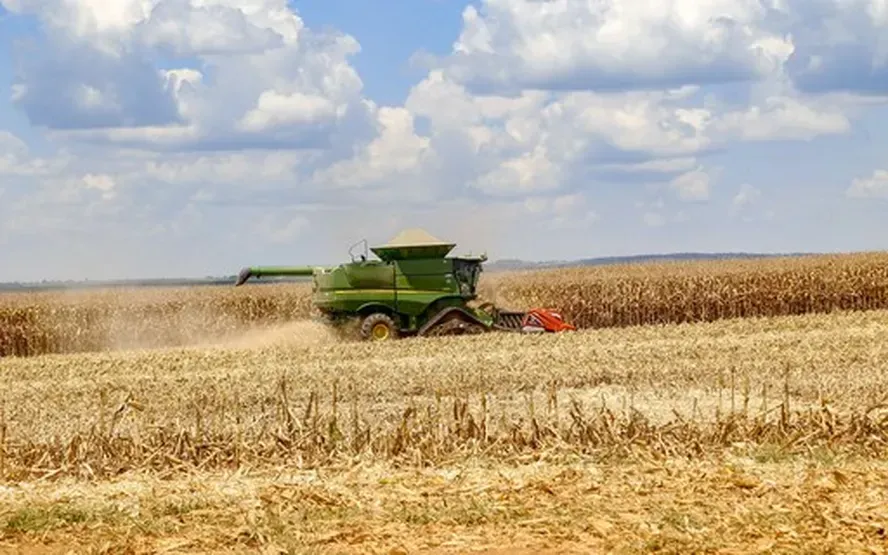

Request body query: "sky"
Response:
[1, 0, 888, 282]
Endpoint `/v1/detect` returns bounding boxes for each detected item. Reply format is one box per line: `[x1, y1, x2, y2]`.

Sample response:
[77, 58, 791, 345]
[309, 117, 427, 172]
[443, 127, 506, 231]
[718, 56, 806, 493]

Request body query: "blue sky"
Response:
[1, 0, 888, 281]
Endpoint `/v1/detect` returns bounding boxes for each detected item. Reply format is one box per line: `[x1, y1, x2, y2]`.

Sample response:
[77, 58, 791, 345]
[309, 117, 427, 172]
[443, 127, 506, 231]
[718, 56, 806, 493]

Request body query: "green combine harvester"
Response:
[234, 228, 576, 340]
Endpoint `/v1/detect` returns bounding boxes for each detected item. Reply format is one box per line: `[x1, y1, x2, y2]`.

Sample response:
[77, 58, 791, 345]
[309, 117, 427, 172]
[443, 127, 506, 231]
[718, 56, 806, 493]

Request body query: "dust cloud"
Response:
[100, 303, 235, 352]
[215, 319, 344, 350]
[18, 286, 346, 356]
[100, 304, 347, 354]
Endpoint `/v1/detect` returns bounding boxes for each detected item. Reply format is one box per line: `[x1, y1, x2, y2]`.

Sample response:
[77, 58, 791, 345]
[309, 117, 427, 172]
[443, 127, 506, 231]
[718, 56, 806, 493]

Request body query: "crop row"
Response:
[3, 251, 888, 357]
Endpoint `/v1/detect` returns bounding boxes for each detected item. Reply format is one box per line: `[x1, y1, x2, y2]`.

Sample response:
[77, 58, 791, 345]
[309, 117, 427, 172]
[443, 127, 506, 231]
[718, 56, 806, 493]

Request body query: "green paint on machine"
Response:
[234, 228, 576, 341]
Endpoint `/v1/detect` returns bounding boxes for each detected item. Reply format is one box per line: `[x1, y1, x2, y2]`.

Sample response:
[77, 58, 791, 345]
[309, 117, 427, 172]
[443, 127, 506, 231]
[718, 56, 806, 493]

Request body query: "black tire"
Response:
[360, 313, 399, 341]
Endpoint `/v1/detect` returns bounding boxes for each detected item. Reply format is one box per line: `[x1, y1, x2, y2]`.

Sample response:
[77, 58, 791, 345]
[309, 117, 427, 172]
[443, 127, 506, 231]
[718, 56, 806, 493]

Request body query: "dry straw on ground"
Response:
[1, 308, 888, 551]
[2, 456, 886, 553]
[1, 308, 887, 480]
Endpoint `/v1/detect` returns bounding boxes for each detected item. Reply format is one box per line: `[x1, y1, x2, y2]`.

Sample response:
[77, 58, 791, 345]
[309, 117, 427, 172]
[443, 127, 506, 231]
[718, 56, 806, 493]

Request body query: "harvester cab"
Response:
[348, 239, 369, 263]
[233, 228, 576, 341]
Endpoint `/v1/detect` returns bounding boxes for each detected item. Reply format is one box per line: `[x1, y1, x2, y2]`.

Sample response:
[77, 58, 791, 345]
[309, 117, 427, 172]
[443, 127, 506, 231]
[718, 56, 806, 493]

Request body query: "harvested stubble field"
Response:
[2, 304, 888, 552]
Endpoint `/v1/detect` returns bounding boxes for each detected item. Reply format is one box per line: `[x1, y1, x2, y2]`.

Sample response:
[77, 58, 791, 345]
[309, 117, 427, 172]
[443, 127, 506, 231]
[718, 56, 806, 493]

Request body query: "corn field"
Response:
[480, 251, 888, 328]
[3, 252, 888, 357]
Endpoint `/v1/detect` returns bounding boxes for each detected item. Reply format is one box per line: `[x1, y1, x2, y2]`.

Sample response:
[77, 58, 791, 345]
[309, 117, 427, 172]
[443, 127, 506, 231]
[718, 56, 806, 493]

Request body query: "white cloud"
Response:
[431, 0, 888, 98]
[253, 209, 310, 244]
[781, 0, 888, 94]
[238, 91, 341, 132]
[1, 0, 296, 53]
[393, 68, 849, 214]
[518, 193, 600, 232]
[848, 169, 888, 198]
[670, 167, 712, 201]
[6, 0, 373, 153]
[134, 0, 287, 56]
[4, 0, 888, 279]
[309, 106, 432, 191]
[729, 183, 767, 221]
[596, 157, 700, 174]
[441, 0, 785, 93]
[550, 89, 713, 156]
[0, 131, 29, 171]
[714, 95, 852, 140]
[405, 68, 851, 180]
[472, 145, 561, 195]
[733, 183, 762, 207]
[82, 173, 117, 200]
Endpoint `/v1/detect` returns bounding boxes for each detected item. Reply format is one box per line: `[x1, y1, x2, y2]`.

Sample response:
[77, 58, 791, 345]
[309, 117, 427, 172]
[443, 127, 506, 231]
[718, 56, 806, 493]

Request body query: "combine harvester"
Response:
[234, 228, 576, 341]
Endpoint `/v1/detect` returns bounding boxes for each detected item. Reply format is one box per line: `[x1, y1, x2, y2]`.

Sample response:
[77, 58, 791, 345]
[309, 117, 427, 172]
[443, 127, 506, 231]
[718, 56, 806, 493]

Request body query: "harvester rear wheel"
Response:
[361, 313, 399, 341]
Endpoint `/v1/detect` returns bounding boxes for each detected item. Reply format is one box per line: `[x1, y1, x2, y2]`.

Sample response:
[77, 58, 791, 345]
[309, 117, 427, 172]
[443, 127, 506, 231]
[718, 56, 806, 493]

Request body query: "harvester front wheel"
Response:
[361, 313, 399, 341]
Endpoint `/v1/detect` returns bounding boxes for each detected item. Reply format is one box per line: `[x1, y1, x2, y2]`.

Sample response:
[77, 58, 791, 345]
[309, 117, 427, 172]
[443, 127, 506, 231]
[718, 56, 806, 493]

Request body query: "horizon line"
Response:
[0, 249, 839, 288]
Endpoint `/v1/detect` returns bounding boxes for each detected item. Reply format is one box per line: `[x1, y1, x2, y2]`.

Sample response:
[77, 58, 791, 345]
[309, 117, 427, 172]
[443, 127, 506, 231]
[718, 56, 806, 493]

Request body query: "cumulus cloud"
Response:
[670, 167, 712, 201]
[252, 209, 310, 244]
[3, 0, 888, 279]
[713, 94, 851, 140]
[423, 0, 888, 98]
[782, 0, 888, 95]
[733, 183, 762, 207]
[11, 39, 183, 130]
[5, 0, 374, 153]
[847, 169, 888, 198]
[434, 0, 788, 93]
[523, 193, 600, 230]
[134, 0, 287, 56]
[403, 72, 706, 200]
[0, 131, 29, 171]
[309, 106, 432, 192]
[397, 66, 848, 208]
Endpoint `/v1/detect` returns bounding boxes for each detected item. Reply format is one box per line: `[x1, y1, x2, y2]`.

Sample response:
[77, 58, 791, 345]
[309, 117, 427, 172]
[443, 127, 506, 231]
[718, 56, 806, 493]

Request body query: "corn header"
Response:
[234, 228, 575, 341]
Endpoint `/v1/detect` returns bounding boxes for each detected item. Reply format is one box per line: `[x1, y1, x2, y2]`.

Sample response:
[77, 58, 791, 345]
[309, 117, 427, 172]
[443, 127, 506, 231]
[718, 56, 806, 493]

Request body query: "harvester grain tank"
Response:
[234, 228, 576, 340]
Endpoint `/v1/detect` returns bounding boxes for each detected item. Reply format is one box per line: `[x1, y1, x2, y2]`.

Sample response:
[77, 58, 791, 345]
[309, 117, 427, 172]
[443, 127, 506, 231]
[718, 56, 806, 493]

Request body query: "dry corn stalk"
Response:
[3, 251, 888, 357]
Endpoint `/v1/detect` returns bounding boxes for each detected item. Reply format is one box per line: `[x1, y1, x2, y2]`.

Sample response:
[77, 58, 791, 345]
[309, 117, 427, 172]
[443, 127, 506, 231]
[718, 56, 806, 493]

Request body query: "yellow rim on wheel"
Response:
[371, 323, 390, 340]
